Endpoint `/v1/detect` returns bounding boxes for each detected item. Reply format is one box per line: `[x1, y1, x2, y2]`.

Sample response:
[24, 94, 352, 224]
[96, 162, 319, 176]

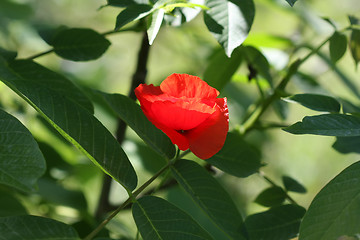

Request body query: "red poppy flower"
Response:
[135, 73, 229, 159]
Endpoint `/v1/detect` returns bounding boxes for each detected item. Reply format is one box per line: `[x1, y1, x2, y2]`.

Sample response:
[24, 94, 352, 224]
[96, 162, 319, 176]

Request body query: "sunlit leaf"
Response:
[97, 92, 176, 160]
[132, 196, 213, 240]
[171, 159, 246, 240]
[0, 57, 137, 191]
[206, 132, 262, 178]
[329, 31, 347, 64]
[0, 215, 80, 239]
[282, 176, 307, 193]
[204, 0, 255, 57]
[245, 204, 305, 240]
[299, 161, 360, 239]
[254, 187, 287, 207]
[52, 28, 111, 61]
[203, 47, 243, 90]
[0, 109, 45, 192]
[332, 136, 360, 154]
[115, 4, 153, 30]
[285, 94, 340, 113]
[284, 114, 360, 137]
[147, 9, 164, 45]
[164, 0, 204, 26]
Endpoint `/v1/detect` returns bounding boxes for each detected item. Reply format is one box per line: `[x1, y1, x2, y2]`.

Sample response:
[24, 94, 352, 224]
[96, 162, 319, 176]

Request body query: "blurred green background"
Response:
[1, 0, 360, 238]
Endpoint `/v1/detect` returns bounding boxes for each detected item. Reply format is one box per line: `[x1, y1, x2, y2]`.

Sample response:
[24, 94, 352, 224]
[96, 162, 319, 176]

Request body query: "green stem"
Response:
[25, 49, 54, 60]
[83, 160, 174, 240]
[258, 171, 298, 205]
[240, 33, 333, 135]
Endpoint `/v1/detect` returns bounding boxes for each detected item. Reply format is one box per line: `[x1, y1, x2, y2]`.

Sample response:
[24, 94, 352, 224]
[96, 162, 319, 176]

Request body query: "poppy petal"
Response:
[160, 73, 219, 99]
[186, 98, 229, 159]
[150, 100, 215, 130]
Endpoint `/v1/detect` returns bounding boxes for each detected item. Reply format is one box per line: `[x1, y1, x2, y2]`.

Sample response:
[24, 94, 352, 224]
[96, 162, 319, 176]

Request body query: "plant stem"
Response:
[95, 31, 151, 219]
[84, 160, 173, 240]
[240, 34, 333, 135]
[25, 49, 54, 60]
[258, 171, 298, 205]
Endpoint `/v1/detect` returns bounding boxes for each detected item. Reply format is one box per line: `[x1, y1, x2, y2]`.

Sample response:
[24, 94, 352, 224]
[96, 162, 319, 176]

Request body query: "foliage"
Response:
[0, 0, 359, 239]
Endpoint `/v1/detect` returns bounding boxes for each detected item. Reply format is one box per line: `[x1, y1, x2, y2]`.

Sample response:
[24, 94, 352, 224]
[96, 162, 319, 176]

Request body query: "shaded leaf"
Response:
[203, 47, 243, 90]
[106, 0, 148, 7]
[329, 31, 347, 64]
[332, 136, 360, 154]
[52, 28, 111, 61]
[282, 176, 307, 193]
[97, 92, 176, 160]
[0, 0, 32, 20]
[0, 57, 137, 191]
[285, 94, 340, 113]
[0, 215, 80, 240]
[255, 187, 287, 207]
[273, 99, 289, 120]
[285, 0, 297, 7]
[0, 190, 27, 217]
[0, 47, 17, 61]
[38, 178, 88, 211]
[244, 46, 273, 86]
[8, 60, 93, 113]
[37, 25, 68, 46]
[284, 114, 360, 137]
[245, 204, 305, 240]
[204, 0, 255, 57]
[349, 16, 360, 67]
[0, 109, 45, 192]
[115, 4, 153, 30]
[206, 132, 262, 178]
[147, 9, 164, 45]
[299, 161, 360, 239]
[132, 196, 213, 240]
[171, 159, 245, 240]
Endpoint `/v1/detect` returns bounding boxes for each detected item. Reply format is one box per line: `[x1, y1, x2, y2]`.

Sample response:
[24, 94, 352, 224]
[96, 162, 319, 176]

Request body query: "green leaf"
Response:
[349, 16, 360, 67]
[285, 94, 340, 113]
[245, 204, 305, 240]
[132, 195, 213, 240]
[106, 0, 148, 7]
[38, 25, 68, 46]
[0, 47, 17, 61]
[282, 176, 307, 193]
[0, 190, 27, 217]
[0, 0, 32, 20]
[243, 46, 273, 86]
[97, 92, 176, 160]
[38, 178, 88, 211]
[147, 9, 164, 45]
[204, 0, 255, 57]
[299, 161, 360, 240]
[332, 136, 360, 154]
[284, 114, 360, 137]
[163, 0, 204, 26]
[8, 60, 94, 113]
[171, 159, 245, 240]
[115, 4, 153, 30]
[285, 0, 297, 7]
[329, 31, 347, 64]
[52, 28, 111, 61]
[0, 215, 80, 239]
[0, 109, 45, 192]
[206, 132, 262, 178]
[203, 47, 243, 90]
[254, 187, 287, 207]
[0, 57, 137, 191]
